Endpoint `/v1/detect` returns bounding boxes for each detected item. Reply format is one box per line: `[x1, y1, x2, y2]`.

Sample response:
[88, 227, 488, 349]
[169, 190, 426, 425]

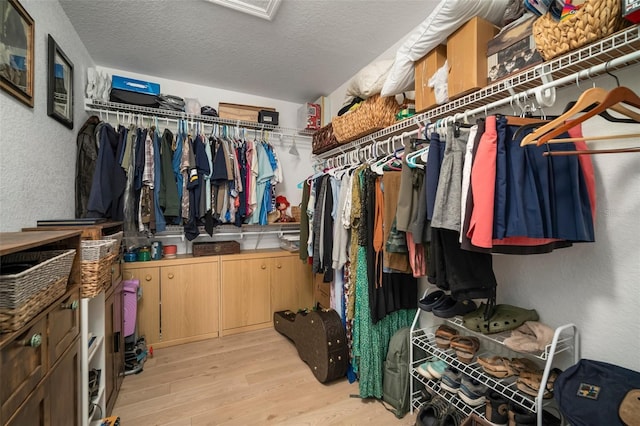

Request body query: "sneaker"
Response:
[417, 362, 434, 380]
[508, 404, 536, 426]
[458, 376, 488, 407]
[440, 366, 462, 394]
[485, 391, 509, 426]
[439, 406, 465, 426]
[415, 395, 449, 426]
[426, 360, 448, 379]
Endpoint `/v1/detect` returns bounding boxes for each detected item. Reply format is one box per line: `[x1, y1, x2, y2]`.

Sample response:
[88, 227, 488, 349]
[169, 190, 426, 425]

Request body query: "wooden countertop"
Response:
[0, 230, 83, 256]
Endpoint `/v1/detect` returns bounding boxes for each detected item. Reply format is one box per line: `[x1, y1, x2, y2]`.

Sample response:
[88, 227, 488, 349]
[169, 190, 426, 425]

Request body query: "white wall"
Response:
[0, 0, 94, 232]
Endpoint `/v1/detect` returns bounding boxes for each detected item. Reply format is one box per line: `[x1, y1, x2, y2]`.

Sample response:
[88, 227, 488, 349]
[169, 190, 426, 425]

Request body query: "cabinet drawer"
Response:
[4, 379, 49, 426]
[48, 287, 80, 368]
[0, 316, 48, 423]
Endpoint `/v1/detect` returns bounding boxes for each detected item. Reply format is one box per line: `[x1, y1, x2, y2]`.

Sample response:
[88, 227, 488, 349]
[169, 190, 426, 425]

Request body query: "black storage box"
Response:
[258, 110, 279, 126]
[109, 75, 160, 108]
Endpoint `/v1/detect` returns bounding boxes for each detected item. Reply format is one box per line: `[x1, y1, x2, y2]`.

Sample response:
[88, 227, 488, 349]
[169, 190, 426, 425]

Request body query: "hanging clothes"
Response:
[75, 115, 100, 218]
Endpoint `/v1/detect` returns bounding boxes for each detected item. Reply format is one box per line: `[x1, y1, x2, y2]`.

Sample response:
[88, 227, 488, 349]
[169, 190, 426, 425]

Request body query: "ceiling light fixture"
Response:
[205, 0, 281, 21]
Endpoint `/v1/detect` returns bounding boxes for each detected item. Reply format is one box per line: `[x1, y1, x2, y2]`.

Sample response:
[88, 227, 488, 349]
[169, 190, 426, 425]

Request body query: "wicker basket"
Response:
[81, 239, 117, 261]
[81, 252, 116, 298]
[0, 249, 76, 310]
[332, 94, 400, 143]
[312, 123, 340, 155]
[532, 0, 624, 60]
[291, 206, 301, 222]
[0, 276, 68, 332]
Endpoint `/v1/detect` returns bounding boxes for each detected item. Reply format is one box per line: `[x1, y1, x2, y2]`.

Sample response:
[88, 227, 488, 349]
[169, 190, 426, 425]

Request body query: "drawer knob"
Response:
[168, 273, 174, 279]
[145, 275, 152, 281]
[21, 333, 42, 348]
[277, 264, 282, 269]
[61, 300, 79, 310]
[261, 264, 267, 270]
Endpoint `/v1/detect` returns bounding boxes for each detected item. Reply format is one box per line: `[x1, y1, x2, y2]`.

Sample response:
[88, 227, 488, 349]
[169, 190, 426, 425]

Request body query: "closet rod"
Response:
[84, 98, 313, 140]
[441, 49, 640, 124]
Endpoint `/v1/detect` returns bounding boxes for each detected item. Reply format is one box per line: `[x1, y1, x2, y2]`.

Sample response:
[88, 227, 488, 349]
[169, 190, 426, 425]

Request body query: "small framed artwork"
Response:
[0, 0, 35, 107]
[47, 34, 73, 129]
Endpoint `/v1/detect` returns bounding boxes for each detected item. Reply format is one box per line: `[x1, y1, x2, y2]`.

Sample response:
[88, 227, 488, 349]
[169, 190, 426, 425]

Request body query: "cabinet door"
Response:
[48, 287, 80, 368]
[5, 381, 49, 426]
[104, 280, 124, 417]
[161, 262, 219, 343]
[221, 258, 271, 331]
[271, 255, 313, 312]
[0, 316, 48, 423]
[49, 338, 81, 426]
[125, 267, 160, 346]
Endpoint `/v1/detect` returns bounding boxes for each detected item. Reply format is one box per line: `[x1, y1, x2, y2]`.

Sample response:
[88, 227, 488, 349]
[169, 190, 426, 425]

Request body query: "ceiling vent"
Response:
[205, 0, 281, 21]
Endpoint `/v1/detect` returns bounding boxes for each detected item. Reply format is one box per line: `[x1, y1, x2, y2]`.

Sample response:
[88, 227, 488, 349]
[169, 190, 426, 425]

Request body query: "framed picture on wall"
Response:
[0, 0, 35, 107]
[47, 34, 73, 129]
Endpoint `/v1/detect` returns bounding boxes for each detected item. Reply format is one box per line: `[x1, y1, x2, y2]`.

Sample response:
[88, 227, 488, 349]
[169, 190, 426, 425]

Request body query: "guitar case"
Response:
[273, 309, 348, 383]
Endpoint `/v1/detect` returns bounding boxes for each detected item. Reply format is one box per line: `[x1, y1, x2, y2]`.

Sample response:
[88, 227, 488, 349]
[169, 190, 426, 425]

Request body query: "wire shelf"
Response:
[315, 24, 640, 160]
[446, 317, 575, 361]
[84, 98, 314, 139]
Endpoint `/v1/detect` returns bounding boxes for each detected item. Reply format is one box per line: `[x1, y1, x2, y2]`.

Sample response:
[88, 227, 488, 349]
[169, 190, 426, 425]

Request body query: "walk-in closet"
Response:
[1, 1, 639, 425]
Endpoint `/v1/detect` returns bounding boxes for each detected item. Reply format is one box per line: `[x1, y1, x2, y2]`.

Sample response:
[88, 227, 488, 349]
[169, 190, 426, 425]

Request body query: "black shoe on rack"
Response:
[508, 403, 536, 426]
[439, 406, 465, 426]
[485, 390, 509, 426]
[415, 395, 449, 426]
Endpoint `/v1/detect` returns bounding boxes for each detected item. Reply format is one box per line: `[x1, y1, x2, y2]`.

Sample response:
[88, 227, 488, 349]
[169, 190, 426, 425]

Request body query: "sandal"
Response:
[434, 324, 459, 349]
[477, 356, 515, 378]
[509, 358, 541, 376]
[516, 368, 561, 399]
[450, 336, 480, 364]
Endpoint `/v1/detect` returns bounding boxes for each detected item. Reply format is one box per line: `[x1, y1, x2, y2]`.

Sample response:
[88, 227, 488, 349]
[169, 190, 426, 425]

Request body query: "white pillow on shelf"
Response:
[380, 0, 510, 97]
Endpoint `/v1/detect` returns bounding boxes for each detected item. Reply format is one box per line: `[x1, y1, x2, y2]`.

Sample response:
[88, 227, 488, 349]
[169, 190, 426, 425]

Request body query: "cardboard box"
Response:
[298, 102, 321, 130]
[447, 17, 499, 100]
[414, 44, 447, 112]
[460, 414, 493, 426]
[487, 16, 543, 84]
[218, 103, 276, 123]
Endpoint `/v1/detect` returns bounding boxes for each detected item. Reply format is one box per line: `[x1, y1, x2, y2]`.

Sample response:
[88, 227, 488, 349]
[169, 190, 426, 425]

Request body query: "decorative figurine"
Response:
[275, 195, 294, 223]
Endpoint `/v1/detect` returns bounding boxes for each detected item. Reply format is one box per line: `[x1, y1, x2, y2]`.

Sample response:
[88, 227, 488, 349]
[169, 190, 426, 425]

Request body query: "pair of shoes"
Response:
[450, 336, 480, 363]
[516, 367, 561, 399]
[417, 359, 447, 380]
[457, 376, 488, 407]
[485, 391, 509, 426]
[434, 324, 458, 349]
[439, 405, 465, 426]
[419, 290, 446, 312]
[477, 356, 540, 378]
[439, 366, 461, 394]
[433, 297, 477, 318]
[415, 395, 449, 426]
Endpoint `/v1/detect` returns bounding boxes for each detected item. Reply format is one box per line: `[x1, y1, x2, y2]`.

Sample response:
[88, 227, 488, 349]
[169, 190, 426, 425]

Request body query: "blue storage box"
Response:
[110, 75, 160, 108]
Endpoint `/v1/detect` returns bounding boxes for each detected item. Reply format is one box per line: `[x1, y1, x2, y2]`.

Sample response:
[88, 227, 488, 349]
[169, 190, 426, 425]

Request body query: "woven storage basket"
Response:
[312, 123, 340, 155]
[291, 205, 301, 222]
[104, 231, 124, 251]
[81, 252, 116, 298]
[0, 249, 76, 310]
[532, 0, 624, 60]
[0, 276, 68, 332]
[81, 239, 117, 261]
[332, 94, 400, 143]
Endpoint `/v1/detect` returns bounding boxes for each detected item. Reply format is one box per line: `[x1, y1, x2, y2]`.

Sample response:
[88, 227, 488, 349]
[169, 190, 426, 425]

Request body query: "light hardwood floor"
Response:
[112, 328, 418, 425]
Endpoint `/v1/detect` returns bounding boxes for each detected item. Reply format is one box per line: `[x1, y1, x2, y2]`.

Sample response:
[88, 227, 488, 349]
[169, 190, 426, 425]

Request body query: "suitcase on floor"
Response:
[274, 309, 348, 383]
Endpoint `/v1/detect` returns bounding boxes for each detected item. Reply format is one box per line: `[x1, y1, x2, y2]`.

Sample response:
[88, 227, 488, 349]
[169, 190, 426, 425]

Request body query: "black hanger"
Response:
[562, 100, 638, 124]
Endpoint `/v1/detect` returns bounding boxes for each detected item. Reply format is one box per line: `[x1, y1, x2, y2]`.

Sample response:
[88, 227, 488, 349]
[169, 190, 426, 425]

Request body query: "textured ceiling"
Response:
[59, 0, 438, 103]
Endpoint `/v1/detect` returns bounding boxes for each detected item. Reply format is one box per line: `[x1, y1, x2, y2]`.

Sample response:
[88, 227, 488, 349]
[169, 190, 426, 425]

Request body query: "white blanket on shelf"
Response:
[380, 0, 510, 97]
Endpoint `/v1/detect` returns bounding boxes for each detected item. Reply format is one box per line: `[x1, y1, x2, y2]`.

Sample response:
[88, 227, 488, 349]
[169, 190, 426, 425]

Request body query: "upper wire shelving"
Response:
[84, 98, 314, 140]
[315, 24, 640, 160]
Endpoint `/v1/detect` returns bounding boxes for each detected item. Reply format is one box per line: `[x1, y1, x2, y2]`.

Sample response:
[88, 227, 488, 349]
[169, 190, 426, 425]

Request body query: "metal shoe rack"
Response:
[409, 307, 579, 426]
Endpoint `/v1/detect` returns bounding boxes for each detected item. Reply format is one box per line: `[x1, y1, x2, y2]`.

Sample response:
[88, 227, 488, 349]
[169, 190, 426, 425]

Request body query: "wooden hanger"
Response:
[519, 87, 640, 147]
[535, 86, 640, 146]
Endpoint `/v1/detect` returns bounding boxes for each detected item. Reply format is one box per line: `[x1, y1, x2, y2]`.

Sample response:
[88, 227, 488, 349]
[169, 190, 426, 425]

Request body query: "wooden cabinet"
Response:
[104, 280, 124, 417]
[0, 231, 82, 426]
[124, 258, 219, 349]
[124, 249, 312, 345]
[221, 251, 313, 336]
